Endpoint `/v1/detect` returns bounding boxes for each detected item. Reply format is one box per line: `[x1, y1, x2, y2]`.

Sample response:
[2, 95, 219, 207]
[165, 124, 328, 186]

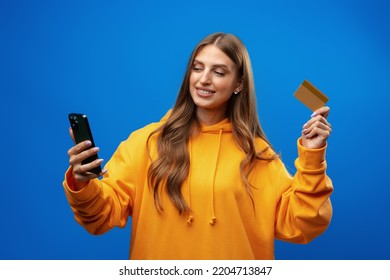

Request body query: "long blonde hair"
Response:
[147, 32, 275, 214]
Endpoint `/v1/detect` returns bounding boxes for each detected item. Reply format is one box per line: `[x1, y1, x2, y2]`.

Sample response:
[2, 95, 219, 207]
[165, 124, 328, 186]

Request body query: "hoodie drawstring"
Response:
[186, 140, 194, 224]
[186, 128, 224, 225]
[209, 129, 223, 225]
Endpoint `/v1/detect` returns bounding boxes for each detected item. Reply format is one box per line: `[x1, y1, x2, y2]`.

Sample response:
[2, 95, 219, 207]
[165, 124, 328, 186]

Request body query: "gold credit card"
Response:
[293, 80, 329, 111]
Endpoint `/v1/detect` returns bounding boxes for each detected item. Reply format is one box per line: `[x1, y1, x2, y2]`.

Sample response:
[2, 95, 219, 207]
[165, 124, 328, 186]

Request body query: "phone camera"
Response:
[71, 122, 79, 131]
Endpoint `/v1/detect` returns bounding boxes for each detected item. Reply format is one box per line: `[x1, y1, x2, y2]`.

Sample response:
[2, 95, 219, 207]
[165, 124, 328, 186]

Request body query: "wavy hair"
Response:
[147, 32, 276, 214]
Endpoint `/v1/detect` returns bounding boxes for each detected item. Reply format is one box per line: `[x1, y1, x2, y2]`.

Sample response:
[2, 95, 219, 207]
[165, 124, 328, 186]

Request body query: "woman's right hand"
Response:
[67, 128, 106, 190]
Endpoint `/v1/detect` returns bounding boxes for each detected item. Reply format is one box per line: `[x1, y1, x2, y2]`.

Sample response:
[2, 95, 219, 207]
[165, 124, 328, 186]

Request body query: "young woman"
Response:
[64, 32, 333, 259]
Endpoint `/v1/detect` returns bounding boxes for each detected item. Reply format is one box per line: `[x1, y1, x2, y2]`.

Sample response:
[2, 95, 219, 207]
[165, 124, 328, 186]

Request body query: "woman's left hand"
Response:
[301, 106, 332, 149]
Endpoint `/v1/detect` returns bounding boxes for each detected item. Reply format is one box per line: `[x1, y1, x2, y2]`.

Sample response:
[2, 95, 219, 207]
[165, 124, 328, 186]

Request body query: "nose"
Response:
[199, 70, 211, 85]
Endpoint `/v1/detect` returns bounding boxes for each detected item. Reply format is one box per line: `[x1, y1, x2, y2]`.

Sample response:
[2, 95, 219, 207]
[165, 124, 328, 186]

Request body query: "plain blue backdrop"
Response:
[1, 0, 389, 259]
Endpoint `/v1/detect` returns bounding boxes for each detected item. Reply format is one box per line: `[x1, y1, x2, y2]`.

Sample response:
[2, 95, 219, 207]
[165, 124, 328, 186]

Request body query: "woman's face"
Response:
[189, 44, 242, 124]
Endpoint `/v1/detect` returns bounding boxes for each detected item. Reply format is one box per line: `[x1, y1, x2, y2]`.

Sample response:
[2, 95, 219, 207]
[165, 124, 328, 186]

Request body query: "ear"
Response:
[234, 77, 243, 93]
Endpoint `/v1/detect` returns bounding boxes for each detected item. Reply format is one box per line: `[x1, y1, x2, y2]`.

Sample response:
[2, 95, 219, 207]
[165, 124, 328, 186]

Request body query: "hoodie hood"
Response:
[160, 109, 233, 133]
[199, 117, 233, 134]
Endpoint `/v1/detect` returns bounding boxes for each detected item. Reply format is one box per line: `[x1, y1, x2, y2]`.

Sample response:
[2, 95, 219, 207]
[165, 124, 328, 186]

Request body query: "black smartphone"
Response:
[68, 113, 102, 175]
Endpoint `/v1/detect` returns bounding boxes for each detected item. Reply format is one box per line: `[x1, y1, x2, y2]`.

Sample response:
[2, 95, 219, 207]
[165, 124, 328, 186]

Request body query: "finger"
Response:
[72, 158, 104, 182]
[304, 114, 331, 130]
[69, 146, 99, 166]
[303, 118, 332, 137]
[75, 168, 108, 182]
[311, 106, 330, 119]
[303, 126, 331, 140]
[67, 140, 92, 157]
[304, 117, 331, 130]
[77, 158, 104, 174]
[99, 169, 108, 176]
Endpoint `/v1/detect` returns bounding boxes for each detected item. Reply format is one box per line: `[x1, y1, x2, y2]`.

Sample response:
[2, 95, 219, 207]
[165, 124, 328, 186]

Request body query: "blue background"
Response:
[1, 0, 389, 259]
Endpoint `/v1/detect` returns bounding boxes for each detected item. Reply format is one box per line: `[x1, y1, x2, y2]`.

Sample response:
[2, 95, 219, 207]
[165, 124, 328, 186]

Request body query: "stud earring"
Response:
[234, 91, 239, 95]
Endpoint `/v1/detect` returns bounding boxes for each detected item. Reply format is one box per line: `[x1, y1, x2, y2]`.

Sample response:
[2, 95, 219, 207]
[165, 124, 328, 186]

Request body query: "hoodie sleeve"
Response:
[63, 139, 136, 235]
[274, 138, 333, 243]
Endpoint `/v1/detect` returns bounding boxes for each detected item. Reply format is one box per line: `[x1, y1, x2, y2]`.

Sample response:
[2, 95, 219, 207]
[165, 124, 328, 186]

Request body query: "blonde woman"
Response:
[64, 32, 333, 259]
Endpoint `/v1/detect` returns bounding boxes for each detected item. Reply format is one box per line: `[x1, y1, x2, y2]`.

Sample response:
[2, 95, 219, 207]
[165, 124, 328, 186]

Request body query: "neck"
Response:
[196, 108, 227, 126]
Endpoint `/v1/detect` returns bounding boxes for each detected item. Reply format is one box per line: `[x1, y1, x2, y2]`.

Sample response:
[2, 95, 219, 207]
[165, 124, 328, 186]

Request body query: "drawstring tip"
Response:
[209, 217, 217, 225]
[186, 215, 194, 224]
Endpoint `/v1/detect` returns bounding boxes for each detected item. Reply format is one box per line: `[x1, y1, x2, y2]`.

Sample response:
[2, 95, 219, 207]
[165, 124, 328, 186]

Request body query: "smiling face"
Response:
[189, 44, 242, 125]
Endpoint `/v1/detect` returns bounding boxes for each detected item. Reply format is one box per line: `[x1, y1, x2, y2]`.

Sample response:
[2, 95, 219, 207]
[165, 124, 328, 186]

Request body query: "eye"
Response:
[191, 65, 203, 72]
[214, 71, 225, 77]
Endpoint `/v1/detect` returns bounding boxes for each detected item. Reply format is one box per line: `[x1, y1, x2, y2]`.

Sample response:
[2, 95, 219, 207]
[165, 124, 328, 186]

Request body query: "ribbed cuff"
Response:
[63, 167, 100, 202]
[296, 138, 327, 171]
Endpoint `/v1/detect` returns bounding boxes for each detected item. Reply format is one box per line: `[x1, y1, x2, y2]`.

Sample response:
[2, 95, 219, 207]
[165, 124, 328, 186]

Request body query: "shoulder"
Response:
[129, 121, 162, 140]
[127, 110, 171, 142]
[124, 122, 163, 146]
[113, 120, 163, 164]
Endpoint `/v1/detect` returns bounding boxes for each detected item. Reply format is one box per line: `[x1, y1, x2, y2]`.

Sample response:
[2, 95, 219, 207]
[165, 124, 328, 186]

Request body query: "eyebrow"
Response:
[193, 60, 231, 70]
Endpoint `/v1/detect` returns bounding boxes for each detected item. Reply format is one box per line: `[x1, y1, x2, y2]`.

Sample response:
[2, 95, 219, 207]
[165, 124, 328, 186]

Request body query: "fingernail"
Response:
[311, 112, 318, 117]
[85, 140, 92, 146]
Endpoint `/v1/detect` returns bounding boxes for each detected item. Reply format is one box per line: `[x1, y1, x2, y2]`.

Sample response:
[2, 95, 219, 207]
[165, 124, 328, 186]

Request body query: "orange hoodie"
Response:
[63, 113, 333, 259]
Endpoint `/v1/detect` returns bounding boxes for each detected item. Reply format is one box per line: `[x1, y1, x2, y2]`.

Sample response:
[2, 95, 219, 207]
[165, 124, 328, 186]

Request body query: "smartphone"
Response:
[68, 113, 102, 175]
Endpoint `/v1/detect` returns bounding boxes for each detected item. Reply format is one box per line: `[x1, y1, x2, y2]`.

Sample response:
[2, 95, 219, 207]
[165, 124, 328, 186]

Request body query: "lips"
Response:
[196, 87, 215, 96]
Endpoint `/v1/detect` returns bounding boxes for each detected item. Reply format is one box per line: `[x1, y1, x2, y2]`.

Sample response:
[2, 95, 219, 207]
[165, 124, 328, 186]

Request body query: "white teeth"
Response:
[199, 89, 213, 95]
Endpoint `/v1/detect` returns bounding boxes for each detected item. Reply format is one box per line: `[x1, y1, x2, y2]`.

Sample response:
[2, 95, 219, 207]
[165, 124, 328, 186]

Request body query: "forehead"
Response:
[194, 45, 236, 69]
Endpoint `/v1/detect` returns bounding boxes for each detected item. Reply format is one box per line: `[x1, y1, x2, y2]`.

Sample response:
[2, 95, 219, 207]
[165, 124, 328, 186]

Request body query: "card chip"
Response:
[294, 80, 329, 111]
